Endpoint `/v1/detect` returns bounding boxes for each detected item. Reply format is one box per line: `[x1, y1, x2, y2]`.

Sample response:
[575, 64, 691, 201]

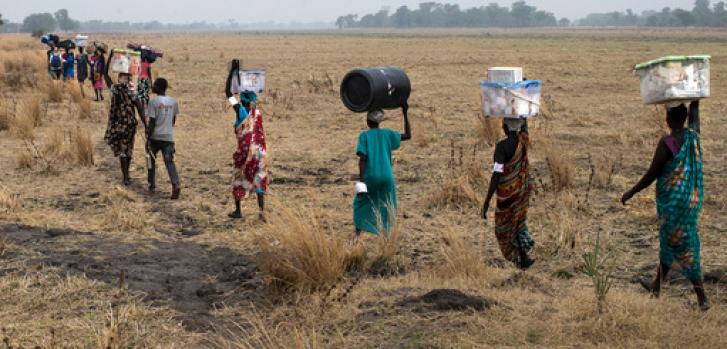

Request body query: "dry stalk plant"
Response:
[0, 186, 20, 214]
[542, 142, 574, 192]
[47, 82, 64, 103]
[71, 128, 95, 166]
[255, 205, 348, 293]
[437, 227, 489, 280]
[0, 99, 10, 131]
[426, 142, 485, 210]
[78, 99, 94, 120]
[475, 112, 501, 147]
[306, 72, 336, 94]
[2, 53, 43, 88]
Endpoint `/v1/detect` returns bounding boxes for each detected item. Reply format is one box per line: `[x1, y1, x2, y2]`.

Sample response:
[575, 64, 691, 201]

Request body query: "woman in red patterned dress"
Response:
[225, 62, 269, 220]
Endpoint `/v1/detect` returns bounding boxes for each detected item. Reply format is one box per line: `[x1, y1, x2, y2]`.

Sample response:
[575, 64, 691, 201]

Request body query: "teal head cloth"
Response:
[240, 91, 258, 107]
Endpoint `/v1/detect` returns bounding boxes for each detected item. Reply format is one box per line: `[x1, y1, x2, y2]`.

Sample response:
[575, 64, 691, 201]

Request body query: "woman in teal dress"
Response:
[354, 107, 411, 236]
[622, 101, 709, 310]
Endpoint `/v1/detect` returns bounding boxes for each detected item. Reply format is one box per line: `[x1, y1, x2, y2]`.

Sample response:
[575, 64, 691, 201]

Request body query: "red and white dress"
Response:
[232, 108, 269, 200]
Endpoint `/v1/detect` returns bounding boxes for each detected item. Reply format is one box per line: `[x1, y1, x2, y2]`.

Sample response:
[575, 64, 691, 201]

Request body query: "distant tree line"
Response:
[336, 1, 562, 28]
[337, 0, 727, 28]
[578, 0, 727, 27]
[0, 9, 256, 33]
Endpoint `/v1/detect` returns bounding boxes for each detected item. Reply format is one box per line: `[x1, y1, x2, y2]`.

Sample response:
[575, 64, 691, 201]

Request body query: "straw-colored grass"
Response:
[10, 106, 36, 141]
[542, 142, 574, 191]
[47, 82, 64, 103]
[0, 186, 20, 214]
[255, 205, 348, 292]
[78, 99, 93, 120]
[1, 31, 727, 348]
[71, 128, 95, 166]
[436, 227, 489, 280]
[475, 114, 502, 147]
[0, 99, 10, 131]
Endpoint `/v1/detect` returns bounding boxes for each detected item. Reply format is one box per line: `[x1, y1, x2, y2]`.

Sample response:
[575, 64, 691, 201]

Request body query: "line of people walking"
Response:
[94, 55, 710, 310]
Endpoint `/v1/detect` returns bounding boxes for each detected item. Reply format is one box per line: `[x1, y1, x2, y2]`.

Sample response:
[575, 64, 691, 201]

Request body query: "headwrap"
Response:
[504, 118, 525, 132]
[235, 92, 257, 128]
[240, 91, 257, 106]
[367, 109, 385, 123]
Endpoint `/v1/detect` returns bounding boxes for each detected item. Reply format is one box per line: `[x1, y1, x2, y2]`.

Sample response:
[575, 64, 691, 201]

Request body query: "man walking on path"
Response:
[146, 78, 181, 199]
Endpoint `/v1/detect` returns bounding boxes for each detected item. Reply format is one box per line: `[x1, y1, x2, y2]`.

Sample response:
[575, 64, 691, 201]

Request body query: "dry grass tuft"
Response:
[2, 53, 42, 88]
[0, 100, 10, 131]
[0, 186, 20, 214]
[68, 83, 84, 104]
[255, 205, 348, 292]
[16, 149, 34, 169]
[475, 113, 502, 147]
[43, 128, 66, 157]
[427, 174, 482, 210]
[24, 99, 44, 127]
[436, 227, 488, 279]
[102, 193, 147, 232]
[78, 99, 93, 120]
[71, 128, 95, 166]
[543, 201, 580, 254]
[306, 72, 336, 94]
[542, 143, 574, 191]
[211, 313, 322, 349]
[47, 82, 64, 103]
[367, 204, 407, 276]
[10, 105, 37, 141]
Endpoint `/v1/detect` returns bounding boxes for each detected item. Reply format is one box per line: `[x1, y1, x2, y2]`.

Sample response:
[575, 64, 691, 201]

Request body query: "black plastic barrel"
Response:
[340, 67, 411, 113]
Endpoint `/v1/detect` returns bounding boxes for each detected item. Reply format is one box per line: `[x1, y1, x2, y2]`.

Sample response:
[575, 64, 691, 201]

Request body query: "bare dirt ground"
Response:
[1, 29, 726, 347]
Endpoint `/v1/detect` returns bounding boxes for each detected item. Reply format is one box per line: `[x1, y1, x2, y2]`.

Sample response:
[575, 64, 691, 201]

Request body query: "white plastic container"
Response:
[487, 67, 523, 83]
[75, 35, 88, 47]
[635, 55, 710, 105]
[232, 69, 266, 94]
[480, 80, 541, 118]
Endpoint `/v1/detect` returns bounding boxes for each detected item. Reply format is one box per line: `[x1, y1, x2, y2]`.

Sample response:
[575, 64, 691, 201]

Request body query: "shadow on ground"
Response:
[0, 223, 261, 332]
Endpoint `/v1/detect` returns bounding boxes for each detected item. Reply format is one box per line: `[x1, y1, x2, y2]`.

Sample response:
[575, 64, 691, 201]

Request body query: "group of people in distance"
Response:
[58, 44, 708, 311]
[46, 43, 107, 101]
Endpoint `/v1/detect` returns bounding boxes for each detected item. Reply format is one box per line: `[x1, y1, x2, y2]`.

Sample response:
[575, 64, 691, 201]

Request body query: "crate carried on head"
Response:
[480, 80, 541, 119]
[487, 67, 523, 83]
[634, 55, 710, 105]
[231, 69, 266, 94]
[75, 35, 88, 48]
[108, 49, 142, 89]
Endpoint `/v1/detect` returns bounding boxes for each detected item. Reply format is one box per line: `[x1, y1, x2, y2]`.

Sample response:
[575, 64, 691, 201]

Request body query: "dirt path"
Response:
[0, 222, 260, 331]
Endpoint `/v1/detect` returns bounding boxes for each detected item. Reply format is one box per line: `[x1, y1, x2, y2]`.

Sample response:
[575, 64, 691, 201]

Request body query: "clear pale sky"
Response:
[1, 0, 699, 23]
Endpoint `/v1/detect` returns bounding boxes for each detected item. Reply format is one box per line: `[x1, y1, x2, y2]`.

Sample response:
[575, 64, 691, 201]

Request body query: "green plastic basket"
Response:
[634, 55, 710, 71]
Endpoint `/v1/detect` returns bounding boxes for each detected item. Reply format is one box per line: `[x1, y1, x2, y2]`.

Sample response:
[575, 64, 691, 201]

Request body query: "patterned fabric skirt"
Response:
[495, 133, 535, 264]
[104, 85, 138, 157]
[232, 109, 269, 201]
[656, 129, 704, 282]
[137, 78, 150, 105]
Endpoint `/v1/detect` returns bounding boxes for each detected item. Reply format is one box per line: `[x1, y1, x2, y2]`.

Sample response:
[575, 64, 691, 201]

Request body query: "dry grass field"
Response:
[1, 29, 727, 347]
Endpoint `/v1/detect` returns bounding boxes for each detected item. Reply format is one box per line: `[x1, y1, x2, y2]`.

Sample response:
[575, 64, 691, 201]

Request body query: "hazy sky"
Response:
[2, 1, 698, 23]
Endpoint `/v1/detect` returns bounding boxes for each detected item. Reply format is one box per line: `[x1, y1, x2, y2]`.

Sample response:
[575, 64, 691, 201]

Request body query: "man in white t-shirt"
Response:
[145, 78, 181, 199]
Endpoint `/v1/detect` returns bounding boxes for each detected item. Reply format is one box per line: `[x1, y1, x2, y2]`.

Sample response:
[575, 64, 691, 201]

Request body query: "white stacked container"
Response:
[635, 55, 710, 105]
[231, 70, 266, 94]
[75, 35, 88, 47]
[487, 67, 523, 83]
[480, 67, 540, 118]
